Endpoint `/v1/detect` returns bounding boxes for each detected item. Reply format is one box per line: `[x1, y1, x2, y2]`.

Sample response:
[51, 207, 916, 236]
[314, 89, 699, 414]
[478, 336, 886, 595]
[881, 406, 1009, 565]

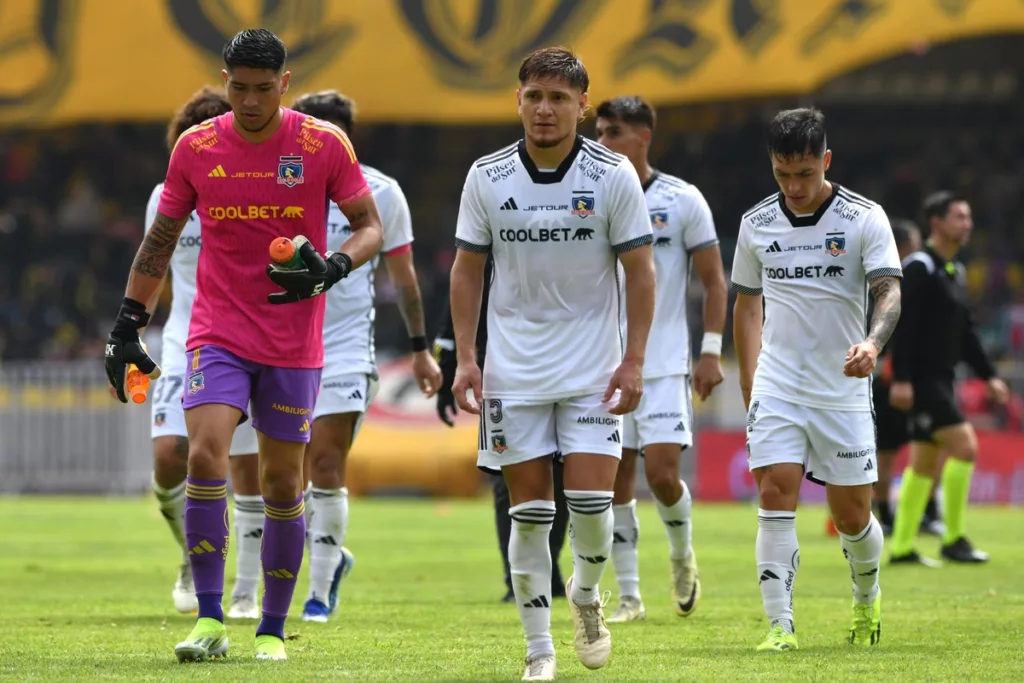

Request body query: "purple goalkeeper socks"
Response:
[184, 477, 229, 622]
[258, 494, 306, 639]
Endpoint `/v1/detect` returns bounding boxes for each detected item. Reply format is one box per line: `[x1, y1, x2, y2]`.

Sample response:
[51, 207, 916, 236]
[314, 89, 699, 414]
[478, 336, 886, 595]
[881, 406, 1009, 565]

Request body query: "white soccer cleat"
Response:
[522, 654, 557, 681]
[172, 562, 198, 614]
[606, 595, 646, 623]
[227, 593, 260, 620]
[565, 575, 612, 670]
[671, 550, 701, 617]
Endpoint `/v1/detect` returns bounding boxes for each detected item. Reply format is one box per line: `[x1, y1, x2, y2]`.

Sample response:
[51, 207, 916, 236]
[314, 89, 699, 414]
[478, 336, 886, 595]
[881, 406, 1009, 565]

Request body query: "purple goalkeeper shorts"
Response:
[181, 345, 322, 443]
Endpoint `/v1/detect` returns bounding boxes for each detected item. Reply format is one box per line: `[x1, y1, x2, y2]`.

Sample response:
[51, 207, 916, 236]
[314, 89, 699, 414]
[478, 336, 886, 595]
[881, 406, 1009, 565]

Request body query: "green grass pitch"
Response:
[1, 498, 1022, 681]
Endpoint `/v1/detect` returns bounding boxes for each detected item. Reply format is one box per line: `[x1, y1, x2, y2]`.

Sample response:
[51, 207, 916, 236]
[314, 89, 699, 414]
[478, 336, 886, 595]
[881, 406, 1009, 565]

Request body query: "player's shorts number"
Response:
[152, 376, 183, 406]
[488, 399, 503, 424]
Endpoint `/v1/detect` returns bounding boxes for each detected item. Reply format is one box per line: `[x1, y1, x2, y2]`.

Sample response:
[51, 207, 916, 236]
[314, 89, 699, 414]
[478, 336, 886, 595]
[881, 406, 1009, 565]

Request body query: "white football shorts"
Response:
[622, 374, 693, 451]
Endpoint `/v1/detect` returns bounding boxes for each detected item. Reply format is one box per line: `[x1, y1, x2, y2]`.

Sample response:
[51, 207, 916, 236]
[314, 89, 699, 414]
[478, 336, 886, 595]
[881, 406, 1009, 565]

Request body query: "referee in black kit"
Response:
[887, 192, 1011, 566]
[432, 254, 569, 602]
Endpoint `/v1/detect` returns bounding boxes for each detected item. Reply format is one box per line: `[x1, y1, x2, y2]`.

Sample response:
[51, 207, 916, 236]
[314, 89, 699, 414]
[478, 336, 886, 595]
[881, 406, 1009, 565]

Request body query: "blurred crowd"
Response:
[2, 98, 1024, 370]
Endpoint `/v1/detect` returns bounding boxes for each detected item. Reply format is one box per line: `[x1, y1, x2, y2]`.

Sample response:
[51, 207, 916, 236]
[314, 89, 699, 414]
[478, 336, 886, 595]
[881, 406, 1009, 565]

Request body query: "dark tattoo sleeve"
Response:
[132, 213, 188, 278]
[344, 208, 370, 226]
[396, 282, 426, 337]
[867, 276, 901, 350]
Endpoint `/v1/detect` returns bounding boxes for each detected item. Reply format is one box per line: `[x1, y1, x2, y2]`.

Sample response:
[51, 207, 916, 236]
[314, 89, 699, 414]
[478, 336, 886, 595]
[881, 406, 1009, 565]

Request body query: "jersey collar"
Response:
[641, 170, 660, 192]
[778, 182, 839, 227]
[517, 135, 584, 184]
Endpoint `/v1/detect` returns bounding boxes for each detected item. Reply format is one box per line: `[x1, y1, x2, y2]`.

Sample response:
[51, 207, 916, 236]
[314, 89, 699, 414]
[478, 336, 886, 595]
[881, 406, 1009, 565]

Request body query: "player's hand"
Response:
[890, 381, 914, 411]
[987, 377, 1011, 405]
[104, 297, 162, 404]
[843, 340, 879, 378]
[605, 358, 643, 415]
[411, 350, 442, 398]
[692, 353, 724, 401]
[266, 240, 352, 304]
[452, 361, 483, 415]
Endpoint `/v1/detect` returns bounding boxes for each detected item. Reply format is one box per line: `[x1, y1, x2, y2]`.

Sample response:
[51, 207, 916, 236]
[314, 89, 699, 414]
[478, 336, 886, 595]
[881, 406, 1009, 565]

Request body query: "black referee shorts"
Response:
[872, 375, 909, 451]
[908, 376, 964, 443]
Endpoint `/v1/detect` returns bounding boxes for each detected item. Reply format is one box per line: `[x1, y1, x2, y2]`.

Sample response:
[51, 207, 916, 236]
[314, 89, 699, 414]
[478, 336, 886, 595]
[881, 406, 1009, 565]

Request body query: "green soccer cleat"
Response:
[849, 590, 882, 646]
[756, 624, 798, 652]
[254, 633, 287, 661]
[174, 617, 228, 662]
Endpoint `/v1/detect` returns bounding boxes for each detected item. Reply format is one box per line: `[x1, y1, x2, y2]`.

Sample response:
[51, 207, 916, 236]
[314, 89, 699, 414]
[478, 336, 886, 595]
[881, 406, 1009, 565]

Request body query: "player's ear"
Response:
[516, 88, 524, 116]
[578, 92, 589, 121]
[823, 149, 832, 172]
[280, 71, 291, 94]
[221, 69, 229, 87]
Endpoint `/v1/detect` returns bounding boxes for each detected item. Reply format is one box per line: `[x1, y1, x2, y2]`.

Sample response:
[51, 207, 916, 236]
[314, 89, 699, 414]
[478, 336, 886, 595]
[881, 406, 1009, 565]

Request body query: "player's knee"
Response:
[261, 462, 304, 502]
[153, 437, 188, 483]
[308, 441, 346, 487]
[646, 466, 681, 503]
[832, 505, 871, 536]
[757, 473, 799, 510]
[186, 439, 227, 479]
[949, 427, 979, 463]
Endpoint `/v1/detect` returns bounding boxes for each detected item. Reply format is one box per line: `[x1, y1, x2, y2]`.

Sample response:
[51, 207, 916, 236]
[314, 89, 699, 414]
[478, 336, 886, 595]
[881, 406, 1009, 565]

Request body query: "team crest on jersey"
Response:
[188, 372, 205, 395]
[650, 211, 669, 229]
[571, 195, 595, 218]
[825, 234, 847, 257]
[278, 156, 304, 187]
[154, 411, 166, 427]
[491, 432, 508, 453]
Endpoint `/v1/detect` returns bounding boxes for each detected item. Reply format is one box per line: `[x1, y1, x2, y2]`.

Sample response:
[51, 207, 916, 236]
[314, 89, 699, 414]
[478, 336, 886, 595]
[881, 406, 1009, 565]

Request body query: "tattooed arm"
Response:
[384, 248, 427, 337]
[867, 276, 902, 350]
[126, 212, 188, 304]
[337, 194, 384, 269]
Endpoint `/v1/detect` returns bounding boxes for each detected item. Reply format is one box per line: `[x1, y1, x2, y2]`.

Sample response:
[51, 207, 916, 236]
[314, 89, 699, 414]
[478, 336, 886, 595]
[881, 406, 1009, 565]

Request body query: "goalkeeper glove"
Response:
[433, 338, 458, 427]
[266, 238, 352, 304]
[104, 297, 161, 403]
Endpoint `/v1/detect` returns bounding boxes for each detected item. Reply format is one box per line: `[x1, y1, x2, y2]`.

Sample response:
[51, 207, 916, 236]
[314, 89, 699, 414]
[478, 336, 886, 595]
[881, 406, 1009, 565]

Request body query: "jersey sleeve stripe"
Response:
[686, 238, 720, 253]
[731, 282, 763, 296]
[612, 233, 654, 253]
[867, 267, 902, 280]
[337, 184, 372, 206]
[383, 242, 412, 257]
[742, 193, 780, 219]
[302, 122, 356, 162]
[455, 238, 491, 253]
[169, 121, 216, 157]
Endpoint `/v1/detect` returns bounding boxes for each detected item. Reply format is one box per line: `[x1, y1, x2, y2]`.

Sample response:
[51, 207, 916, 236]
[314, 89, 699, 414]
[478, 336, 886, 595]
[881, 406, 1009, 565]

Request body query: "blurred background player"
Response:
[869, 219, 943, 537]
[594, 96, 727, 623]
[290, 90, 443, 622]
[450, 47, 656, 681]
[144, 87, 264, 620]
[732, 108, 902, 651]
[888, 192, 1011, 566]
[103, 29, 384, 662]
[434, 256, 570, 604]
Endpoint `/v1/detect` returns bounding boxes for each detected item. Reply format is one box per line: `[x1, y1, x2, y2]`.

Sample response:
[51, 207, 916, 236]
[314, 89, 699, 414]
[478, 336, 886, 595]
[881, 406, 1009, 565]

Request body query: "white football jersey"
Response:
[636, 172, 719, 378]
[455, 136, 653, 401]
[146, 183, 201, 376]
[730, 184, 901, 411]
[322, 165, 414, 378]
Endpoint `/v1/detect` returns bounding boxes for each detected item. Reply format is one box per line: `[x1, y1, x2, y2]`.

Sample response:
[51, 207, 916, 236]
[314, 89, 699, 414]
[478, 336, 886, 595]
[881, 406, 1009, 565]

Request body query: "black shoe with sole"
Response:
[940, 536, 989, 563]
[890, 550, 942, 568]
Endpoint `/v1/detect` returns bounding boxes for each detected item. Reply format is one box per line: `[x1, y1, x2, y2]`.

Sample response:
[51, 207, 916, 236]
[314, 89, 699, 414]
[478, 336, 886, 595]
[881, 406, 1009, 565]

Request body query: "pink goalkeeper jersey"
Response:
[158, 108, 370, 368]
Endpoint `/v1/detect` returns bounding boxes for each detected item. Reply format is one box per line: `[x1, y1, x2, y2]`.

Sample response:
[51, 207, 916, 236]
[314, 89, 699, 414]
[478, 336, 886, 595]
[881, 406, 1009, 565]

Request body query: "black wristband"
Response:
[411, 335, 428, 352]
[114, 297, 151, 332]
[329, 252, 353, 280]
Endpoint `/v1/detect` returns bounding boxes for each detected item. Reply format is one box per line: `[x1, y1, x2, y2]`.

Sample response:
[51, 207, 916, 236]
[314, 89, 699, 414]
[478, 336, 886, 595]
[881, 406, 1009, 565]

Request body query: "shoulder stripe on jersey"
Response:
[302, 120, 356, 163]
[455, 238, 491, 253]
[654, 174, 688, 189]
[476, 143, 518, 166]
[867, 267, 901, 280]
[612, 233, 653, 254]
[902, 251, 935, 273]
[170, 121, 216, 157]
[582, 141, 623, 166]
[687, 238, 720, 254]
[838, 187, 875, 206]
[581, 147, 621, 168]
[475, 147, 517, 168]
[837, 190, 874, 210]
[731, 282, 763, 296]
[742, 193, 780, 219]
[361, 166, 396, 186]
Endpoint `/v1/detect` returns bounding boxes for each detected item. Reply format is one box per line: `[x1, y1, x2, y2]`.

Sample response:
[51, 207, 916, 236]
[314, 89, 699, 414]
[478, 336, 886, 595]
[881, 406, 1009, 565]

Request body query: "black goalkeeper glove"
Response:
[266, 238, 353, 305]
[104, 297, 160, 403]
[433, 338, 458, 427]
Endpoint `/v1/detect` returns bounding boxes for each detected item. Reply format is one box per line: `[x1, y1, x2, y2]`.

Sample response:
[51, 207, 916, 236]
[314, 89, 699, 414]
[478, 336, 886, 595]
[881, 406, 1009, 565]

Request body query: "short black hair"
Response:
[922, 191, 966, 225]
[518, 46, 589, 93]
[223, 28, 286, 72]
[595, 96, 656, 131]
[890, 219, 920, 250]
[767, 108, 827, 159]
[291, 91, 356, 134]
[166, 86, 231, 152]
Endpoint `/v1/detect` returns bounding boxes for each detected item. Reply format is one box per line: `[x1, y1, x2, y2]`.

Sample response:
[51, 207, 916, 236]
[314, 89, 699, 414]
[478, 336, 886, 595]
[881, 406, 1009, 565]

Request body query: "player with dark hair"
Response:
[433, 259, 570, 605]
[103, 28, 383, 662]
[144, 86, 265, 620]
[888, 192, 1010, 565]
[733, 108, 902, 651]
[595, 95, 727, 623]
[290, 90, 442, 622]
[450, 46, 655, 680]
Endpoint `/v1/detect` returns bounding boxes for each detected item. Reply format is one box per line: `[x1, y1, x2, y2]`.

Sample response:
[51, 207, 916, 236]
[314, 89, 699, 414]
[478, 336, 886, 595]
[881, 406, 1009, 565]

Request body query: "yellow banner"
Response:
[2, 0, 1022, 127]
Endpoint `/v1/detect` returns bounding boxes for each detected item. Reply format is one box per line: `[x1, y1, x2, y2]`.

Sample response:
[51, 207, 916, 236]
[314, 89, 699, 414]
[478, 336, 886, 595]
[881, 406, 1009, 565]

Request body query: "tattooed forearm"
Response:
[132, 213, 188, 279]
[867, 276, 902, 350]
[396, 283, 427, 337]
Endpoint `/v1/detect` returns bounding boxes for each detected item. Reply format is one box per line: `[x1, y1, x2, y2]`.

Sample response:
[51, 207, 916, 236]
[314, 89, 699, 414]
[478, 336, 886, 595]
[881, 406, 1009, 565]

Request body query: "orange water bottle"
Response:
[269, 235, 310, 271]
[126, 365, 151, 404]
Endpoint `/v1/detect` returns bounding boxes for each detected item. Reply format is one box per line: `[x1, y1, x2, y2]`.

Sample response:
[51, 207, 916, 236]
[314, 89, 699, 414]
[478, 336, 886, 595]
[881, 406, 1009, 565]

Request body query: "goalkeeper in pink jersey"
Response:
[103, 28, 383, 662]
